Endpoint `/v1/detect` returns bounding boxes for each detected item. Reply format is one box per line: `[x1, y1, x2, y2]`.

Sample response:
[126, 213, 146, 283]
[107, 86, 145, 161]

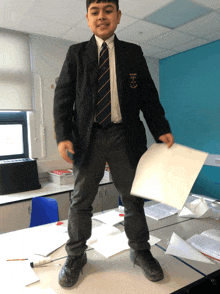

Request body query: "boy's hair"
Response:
[86, 0, 119, 11]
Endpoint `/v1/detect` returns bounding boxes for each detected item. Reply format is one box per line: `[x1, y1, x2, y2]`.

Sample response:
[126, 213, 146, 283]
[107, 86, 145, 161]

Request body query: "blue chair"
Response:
[30, 197, 58, 227]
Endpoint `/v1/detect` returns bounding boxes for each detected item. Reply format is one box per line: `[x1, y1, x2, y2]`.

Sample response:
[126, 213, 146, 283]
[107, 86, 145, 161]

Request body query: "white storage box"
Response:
[49, 171, 75, 186]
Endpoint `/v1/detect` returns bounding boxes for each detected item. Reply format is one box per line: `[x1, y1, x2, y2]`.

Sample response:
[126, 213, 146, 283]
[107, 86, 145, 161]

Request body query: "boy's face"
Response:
[86, 1, 121, 41]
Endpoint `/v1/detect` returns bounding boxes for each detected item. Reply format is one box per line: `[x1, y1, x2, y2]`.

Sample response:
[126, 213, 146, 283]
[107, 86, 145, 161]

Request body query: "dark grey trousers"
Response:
[65, 123, 150, 256]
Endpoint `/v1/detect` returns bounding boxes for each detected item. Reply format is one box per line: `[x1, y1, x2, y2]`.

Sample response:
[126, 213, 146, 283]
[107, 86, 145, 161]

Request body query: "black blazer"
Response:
[54, 35, 171, 164]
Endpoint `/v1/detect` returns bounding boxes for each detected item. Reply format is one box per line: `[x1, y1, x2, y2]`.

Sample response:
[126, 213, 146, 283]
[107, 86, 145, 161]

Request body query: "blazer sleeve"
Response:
[137, 46, 172, 142]
[53, 46, 76, 144]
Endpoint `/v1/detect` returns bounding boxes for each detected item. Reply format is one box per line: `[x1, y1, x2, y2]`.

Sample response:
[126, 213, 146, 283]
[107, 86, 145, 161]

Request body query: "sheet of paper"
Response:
[32, 226, 68, 256]
[0, 224, 68, 259]
[0, 259, 40, 292]
[201, 229, 220, 242]
[207, 202, 220, 219]
[131, 143, 208, 210]
[144, 203, 179, 220]
[165, 233, 213, 264]
[91, 232, 129, 258]
[187, 233, 220, 262]
[91, 232, 161, 258]
[92, 210, 124, 225]
[87, 224, 121, 246]
[179, 197, 213, 218]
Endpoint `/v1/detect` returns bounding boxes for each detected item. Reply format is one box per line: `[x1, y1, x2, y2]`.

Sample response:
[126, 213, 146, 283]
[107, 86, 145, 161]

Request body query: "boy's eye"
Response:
[106, 10, 113, 13]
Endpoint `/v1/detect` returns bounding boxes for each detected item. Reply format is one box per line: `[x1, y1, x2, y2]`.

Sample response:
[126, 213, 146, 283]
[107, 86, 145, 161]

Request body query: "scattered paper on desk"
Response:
[91, 232, 161, 258]
[179, 197, 213, 218]
[207, 202, 220, 219]
[0, 259, 40, 292]
[131, 143, 208, 210]
[87, 224, 121, 246]
[165, 232, 214, 264]
[0, 224, 68, 259]
[91, 232, 129, 258]
[187, 229, 220, 262]
[144, 203, 179, 220]
[92, 210, 124, 225]
[32, 226, 68, 256]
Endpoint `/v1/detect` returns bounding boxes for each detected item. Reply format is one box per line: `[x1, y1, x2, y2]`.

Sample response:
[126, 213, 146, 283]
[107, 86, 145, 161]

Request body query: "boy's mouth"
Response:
[98, 23, 109, 28]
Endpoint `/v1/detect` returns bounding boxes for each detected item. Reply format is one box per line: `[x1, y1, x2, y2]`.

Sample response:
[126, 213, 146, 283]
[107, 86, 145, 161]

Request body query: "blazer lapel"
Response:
[84, 35, 99, 93]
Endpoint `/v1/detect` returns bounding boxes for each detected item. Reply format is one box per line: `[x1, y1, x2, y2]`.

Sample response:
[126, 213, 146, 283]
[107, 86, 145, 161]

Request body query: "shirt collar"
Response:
[95, 34, 115, 50]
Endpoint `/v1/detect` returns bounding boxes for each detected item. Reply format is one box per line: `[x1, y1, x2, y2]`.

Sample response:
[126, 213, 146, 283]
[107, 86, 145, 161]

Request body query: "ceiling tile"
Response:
[172, 38, 210, 53]
[138, 43, 166, 56]
[119, 0, 175, 19]
[148, 31, 196, 49]
[116, 20, 171, 43]
[152, 49, 178, 59]
[116, 15, 140, 32]
[203, 30, 220, 42]
[17, 16, 72, 39]
[74, 18, 91, 31]
[191, 0, 220, 10]
[25, 0, 86, 26]
[0, 10, 24, 31]
[144, 0, 211, 29]
[62, 27, 93, 43]
[0, 0, 36, 15]
[177, 12, 220, 37]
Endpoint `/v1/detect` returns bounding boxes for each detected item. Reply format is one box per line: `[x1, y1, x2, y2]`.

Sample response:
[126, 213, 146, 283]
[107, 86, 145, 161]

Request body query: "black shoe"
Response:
[130, 249, 164, 282]
[59, 253, 87, 288]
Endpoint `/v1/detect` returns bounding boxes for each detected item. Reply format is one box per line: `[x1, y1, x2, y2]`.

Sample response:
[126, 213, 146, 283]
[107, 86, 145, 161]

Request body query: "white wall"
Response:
[28, 34, 160, 172]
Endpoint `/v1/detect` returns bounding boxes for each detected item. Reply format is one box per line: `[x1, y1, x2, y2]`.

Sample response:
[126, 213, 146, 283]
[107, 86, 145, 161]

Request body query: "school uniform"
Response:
[54, 33, 171, 257]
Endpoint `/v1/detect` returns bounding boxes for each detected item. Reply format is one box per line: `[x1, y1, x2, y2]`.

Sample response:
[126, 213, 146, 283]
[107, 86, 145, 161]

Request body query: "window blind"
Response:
[0, 29, 33, 111]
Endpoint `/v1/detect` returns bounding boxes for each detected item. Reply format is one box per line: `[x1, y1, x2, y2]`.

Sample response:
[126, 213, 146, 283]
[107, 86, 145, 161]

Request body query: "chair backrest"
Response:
[30, 197, 58, 227]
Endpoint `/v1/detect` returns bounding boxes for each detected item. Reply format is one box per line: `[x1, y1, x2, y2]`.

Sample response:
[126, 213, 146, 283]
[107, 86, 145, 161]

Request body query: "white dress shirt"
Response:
[95, 34, 122, 123]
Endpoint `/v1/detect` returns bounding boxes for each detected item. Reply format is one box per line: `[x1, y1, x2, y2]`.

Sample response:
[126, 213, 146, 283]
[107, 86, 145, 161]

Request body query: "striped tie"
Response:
[96, 42, 111, 127]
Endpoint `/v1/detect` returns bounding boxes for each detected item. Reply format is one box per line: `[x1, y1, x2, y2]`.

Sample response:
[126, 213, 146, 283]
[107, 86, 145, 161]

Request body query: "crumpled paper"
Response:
[165, 232, 214, 264]
[179, 197, 213, 218]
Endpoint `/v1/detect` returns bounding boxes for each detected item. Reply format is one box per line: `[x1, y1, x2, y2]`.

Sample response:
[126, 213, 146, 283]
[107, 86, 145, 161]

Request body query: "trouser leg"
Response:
[106, 125, 150, 251]
[65, 128, 106, 256]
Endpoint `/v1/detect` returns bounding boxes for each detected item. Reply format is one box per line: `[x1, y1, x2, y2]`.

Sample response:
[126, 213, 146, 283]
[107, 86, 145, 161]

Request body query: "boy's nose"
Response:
[98, 11, 106, 20]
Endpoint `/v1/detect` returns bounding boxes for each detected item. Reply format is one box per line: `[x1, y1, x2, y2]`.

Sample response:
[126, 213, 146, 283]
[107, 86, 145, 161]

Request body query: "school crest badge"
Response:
[129, 73, 137, 89]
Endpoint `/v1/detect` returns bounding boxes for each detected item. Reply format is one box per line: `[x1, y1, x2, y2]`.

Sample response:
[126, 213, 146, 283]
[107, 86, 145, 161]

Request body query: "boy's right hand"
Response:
[58, 140, 75, 164]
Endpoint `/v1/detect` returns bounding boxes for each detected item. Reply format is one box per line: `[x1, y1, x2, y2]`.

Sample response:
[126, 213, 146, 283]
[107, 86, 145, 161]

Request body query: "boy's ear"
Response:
[117, 10, 122, 24]
[86, 13, 90, 27]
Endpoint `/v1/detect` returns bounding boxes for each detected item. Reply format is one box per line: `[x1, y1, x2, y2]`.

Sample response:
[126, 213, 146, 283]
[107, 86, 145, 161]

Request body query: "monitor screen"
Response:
[0, 124, 24, 156]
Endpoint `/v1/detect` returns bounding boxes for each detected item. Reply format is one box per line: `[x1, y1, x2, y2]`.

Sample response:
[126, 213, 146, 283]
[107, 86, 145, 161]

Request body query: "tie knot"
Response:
[102, 42, 107, 49]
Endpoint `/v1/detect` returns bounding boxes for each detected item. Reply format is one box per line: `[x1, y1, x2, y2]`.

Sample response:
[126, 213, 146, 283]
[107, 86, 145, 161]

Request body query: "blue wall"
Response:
[159, 40, 220, 200]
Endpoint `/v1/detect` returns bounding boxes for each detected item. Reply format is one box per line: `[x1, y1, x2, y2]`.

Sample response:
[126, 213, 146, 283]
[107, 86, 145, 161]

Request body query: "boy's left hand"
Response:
[159, 133, 174, 148]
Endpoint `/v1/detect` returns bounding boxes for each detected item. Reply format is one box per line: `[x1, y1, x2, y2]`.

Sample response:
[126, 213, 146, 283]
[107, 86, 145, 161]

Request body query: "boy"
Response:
[54, 0, 174, 288]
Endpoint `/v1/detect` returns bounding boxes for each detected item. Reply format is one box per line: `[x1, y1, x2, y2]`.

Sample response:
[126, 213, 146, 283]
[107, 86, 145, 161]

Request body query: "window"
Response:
[0, 29, 32, 111]
[0, 112, 29, 160]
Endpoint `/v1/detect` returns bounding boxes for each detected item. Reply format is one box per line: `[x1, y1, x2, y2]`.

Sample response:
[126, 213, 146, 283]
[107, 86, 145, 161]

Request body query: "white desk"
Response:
[2, 200, 220, 293]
